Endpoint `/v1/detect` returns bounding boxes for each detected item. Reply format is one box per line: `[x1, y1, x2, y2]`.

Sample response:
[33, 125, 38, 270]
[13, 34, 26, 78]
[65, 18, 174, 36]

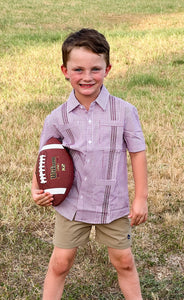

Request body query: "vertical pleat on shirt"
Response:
[101, 96, 118, 223]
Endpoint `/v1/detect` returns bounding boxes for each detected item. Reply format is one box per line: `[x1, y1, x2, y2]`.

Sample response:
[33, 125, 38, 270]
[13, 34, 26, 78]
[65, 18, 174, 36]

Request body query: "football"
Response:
[36, 137, 74, 206]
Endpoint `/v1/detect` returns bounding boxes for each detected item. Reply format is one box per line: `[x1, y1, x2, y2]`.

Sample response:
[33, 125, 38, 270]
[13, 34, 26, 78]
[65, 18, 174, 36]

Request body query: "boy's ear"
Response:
[104, 64, 112, 77]
[61, 65, 69, 80]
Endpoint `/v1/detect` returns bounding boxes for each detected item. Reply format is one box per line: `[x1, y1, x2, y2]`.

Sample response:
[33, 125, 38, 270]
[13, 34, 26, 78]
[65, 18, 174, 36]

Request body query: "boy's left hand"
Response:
[128, 198, 148, 226]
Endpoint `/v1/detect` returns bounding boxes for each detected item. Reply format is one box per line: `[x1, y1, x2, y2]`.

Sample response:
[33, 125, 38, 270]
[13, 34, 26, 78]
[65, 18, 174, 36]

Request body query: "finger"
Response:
[129, 212, 147, 226]
[130, 216, 137, 226]
[32, 189, 43, 199]
[37, 199, 53, 207]
[34, 192, 53, 206]
[134, 214, 147, 226]
[137, 217, 144, 225]
[130, 214, 142, 226]
[38, 194, 53, 206]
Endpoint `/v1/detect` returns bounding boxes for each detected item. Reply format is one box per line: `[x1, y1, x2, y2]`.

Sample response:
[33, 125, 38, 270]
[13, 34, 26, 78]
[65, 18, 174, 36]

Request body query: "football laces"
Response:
[39, 154, 47, 184]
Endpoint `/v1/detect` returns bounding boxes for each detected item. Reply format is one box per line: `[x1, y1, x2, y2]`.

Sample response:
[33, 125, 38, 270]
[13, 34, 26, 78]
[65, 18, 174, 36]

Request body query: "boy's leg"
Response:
[43, 246, 77, 300]
[108, 247, 142, 300]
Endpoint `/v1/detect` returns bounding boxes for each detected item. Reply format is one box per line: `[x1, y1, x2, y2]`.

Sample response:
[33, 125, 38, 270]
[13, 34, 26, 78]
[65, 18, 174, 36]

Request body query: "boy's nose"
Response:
[83, 71, 92, 81]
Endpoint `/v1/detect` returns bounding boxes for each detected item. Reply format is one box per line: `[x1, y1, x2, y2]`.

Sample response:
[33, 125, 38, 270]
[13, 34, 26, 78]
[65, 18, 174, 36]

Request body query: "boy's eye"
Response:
[74, 68, 82, 72]
[92, 67, 100, 72]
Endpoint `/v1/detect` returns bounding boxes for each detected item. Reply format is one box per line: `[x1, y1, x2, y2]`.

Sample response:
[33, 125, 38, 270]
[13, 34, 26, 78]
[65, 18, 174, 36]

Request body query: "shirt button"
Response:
[80, 195, 83, 199]
[88, 119, 92, 124]
[84, 177, 87, 181]
[88, 140, 92, 144]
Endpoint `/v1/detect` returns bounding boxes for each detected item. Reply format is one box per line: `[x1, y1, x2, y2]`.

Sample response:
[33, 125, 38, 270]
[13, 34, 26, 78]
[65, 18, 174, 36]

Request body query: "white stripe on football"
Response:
[41, 144, 64, 151]
[44, 188, 67, 194]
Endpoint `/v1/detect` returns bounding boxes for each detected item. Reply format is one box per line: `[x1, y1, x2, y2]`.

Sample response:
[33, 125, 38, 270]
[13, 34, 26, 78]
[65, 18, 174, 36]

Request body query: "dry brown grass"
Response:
[102, 12, 184, 30]
[1, 4, 184, 299]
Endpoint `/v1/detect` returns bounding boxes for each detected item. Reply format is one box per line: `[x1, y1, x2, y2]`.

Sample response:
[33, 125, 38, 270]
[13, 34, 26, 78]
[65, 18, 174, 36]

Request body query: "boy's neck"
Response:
[78, 98, 94, 110]
[74, 92, 99, 111]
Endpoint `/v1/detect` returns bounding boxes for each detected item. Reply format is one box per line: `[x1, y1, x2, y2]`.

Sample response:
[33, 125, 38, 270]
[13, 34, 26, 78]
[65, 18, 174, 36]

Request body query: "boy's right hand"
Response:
[31, 164, 53, 207]
[32, 189, 53, 207]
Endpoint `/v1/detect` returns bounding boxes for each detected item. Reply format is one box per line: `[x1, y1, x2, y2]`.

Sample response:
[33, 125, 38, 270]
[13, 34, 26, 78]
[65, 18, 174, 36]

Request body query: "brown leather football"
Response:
[36, 137, 74, 206]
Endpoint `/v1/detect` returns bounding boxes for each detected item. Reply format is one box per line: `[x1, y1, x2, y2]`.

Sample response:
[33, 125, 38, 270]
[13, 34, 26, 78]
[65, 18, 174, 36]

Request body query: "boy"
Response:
[31, 28, 148, 299]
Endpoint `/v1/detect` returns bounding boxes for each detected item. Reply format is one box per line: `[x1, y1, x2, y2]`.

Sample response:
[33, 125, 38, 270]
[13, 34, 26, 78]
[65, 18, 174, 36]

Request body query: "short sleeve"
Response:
[39, 113, 62, 151]
[124, 103, 146, 152]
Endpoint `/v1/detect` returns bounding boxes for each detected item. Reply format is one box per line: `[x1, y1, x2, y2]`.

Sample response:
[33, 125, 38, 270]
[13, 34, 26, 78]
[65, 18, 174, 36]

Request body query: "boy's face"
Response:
[61, 47, 111, 105]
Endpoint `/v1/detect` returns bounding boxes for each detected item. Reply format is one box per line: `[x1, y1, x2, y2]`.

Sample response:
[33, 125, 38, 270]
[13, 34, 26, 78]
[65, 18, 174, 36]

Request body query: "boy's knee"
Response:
[121, 253, 135, 271]
[109, 248, 135, 271]
[49, 247, 76, 276]
[49, 257, 70, 276]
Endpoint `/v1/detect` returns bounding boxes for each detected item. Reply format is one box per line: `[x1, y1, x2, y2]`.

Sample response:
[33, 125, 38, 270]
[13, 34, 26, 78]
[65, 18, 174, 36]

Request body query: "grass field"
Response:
[1, 0, 184, 299]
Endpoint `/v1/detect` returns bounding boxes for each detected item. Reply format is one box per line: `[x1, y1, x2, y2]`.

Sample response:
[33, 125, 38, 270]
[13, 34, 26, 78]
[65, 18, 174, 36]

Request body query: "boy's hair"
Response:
[62, 28, 110, 67]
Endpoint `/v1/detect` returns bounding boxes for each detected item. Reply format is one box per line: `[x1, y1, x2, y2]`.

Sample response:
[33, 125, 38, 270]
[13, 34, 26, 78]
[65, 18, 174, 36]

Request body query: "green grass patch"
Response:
[140, 271, 184, 300]
[1, 0, 184, 55]
[127, 73, 171, 88]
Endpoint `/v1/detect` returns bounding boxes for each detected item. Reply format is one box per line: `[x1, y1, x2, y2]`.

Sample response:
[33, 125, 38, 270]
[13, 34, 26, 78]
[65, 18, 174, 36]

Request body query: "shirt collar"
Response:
[94, 85, 109, 111]
[67, 90, 80, 112]
[67, 85, 110, 113]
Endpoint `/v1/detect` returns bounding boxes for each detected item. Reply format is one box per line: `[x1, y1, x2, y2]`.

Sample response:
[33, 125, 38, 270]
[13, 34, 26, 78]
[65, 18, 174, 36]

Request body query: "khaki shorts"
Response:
[53, 212, 132, 250]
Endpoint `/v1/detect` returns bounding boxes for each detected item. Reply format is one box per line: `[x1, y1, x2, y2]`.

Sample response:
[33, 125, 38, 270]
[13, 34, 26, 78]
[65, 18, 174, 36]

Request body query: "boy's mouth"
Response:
[79, 83, 95, 88]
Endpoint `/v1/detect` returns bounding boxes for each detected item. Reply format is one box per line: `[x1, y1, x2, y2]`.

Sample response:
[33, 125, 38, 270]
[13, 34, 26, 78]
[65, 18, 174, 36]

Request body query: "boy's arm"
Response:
[129, 150, 148, 226]
[31, 164, 53, 207]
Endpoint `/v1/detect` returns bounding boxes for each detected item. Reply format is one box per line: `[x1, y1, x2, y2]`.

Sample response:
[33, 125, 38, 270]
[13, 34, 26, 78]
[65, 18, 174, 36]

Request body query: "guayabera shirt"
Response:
[39, 86, 146, 224]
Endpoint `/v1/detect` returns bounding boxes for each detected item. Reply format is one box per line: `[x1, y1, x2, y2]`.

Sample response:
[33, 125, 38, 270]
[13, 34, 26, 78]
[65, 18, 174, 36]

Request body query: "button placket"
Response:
[86, 112, 93, 150]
